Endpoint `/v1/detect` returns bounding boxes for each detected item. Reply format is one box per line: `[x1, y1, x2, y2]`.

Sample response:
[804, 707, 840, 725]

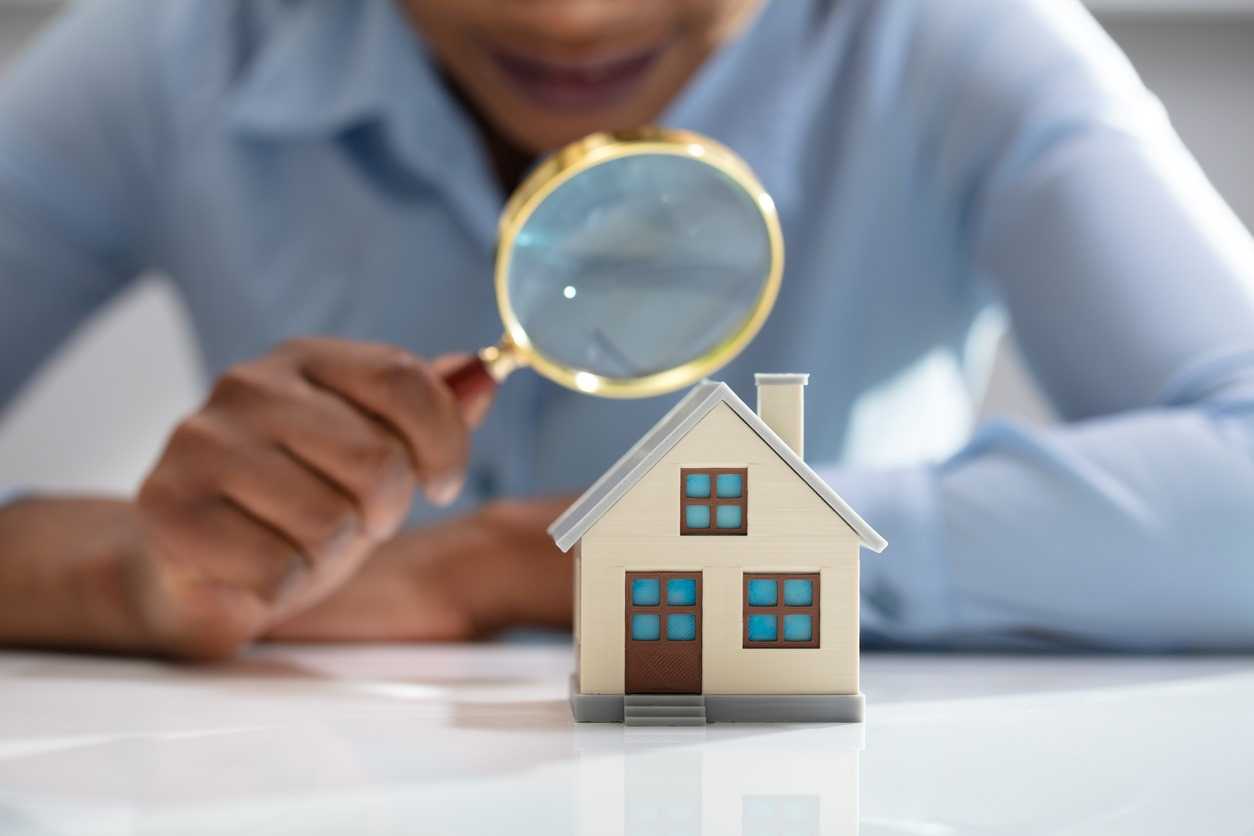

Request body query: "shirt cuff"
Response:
[814, 463, 955, 645]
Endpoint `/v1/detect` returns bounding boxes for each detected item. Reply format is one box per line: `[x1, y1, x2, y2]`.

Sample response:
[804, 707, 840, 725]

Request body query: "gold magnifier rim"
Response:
[492, 127, 784, 399]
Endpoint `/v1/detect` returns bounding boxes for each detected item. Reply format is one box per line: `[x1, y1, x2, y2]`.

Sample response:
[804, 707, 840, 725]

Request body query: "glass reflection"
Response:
[575, 724, 862, 836]
[507, 153, 772, 379]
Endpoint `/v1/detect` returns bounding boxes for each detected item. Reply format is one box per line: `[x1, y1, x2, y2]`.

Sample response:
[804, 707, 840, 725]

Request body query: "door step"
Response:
[624, 694, 707, 726]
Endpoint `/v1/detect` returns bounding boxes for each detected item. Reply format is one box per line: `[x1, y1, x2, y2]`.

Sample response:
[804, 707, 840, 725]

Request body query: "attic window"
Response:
[680, 468, 747, 535]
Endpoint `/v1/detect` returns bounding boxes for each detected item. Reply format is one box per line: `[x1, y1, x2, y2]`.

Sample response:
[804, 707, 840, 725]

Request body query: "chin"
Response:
[484, 90, 677, 154]
[458, 53, 687, 154]
[496, 114, 636, 155]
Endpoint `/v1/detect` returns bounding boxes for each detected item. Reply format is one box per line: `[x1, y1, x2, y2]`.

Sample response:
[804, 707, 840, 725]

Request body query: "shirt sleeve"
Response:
[0, 0, 163, 409]
[840, 0, 1254, 650]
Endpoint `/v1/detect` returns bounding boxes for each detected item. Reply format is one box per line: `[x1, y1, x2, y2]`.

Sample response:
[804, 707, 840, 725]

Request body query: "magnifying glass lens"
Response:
[506, 153, 774, 380]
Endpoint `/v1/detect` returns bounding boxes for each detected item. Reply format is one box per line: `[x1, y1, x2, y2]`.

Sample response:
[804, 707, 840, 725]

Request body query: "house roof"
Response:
[547, 381, 888, 554]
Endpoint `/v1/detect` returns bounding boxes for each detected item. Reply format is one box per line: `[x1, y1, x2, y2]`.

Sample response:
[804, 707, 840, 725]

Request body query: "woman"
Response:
[1, 0, 1252, 657]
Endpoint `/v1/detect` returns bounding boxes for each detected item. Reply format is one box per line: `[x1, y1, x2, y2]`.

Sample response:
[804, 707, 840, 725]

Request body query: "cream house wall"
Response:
[572, 543, 582, 682]
[577, 403, 864, 696]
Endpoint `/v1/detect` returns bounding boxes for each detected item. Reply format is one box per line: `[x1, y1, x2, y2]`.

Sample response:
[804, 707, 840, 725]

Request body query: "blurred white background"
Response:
[1, 0, 1252, 495]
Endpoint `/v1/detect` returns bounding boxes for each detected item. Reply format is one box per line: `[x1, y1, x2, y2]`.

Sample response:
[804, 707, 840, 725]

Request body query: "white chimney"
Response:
[755, 373, 809, 458]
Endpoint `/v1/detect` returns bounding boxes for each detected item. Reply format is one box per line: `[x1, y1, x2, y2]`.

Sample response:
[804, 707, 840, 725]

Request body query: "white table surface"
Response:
[0, 643, 1251, 835]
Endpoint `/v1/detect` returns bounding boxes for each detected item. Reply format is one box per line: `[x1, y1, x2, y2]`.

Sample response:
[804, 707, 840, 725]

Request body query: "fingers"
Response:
[203, 363, 416, 537]
[144, 412, 364, 579]
[214, 438, 362, 566]
[133, 338, 486, 657]
[280, 339, 472, 506]
[138, 475, 305, 605]
[133, 482, 311, 658]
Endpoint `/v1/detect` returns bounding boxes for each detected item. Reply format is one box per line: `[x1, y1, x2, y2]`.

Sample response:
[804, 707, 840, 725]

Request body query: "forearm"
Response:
[895, 19, 1254, 648]
[836, 377, 1254, 650]
[0, 496, 154, 653]
[265, 496, 575, 643]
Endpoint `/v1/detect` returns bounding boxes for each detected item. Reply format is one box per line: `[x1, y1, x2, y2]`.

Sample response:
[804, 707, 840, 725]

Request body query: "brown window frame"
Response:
[625, 573, 703, 644]
[743, 572, 820, 649]
[680, 467, 748, 535]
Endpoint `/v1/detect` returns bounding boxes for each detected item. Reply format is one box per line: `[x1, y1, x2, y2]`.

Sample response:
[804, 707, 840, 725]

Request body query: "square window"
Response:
[747, 614, 778, 642]
[743, 573, 819, 648]
[667, 578, 697, 606]
[684, 473, 711, 498]
[783, 579, 813, 607]
[681, 469, 746, 536]
[631, 578, 660, 606]
[783, 614, 812, 642]
[667, 614, 697, 641]
[631, 614, 660, 641]
[746, 579, 777, 607]
[715, 505, 742, 529]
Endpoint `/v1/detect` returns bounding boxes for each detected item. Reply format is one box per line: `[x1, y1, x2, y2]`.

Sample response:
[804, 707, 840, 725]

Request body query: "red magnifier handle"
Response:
[443, 354, 499, 405]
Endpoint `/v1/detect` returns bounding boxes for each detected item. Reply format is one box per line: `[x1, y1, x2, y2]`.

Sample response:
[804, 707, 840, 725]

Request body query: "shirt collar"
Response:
[229, 1, 504, 247]
[227, 0, 813, 248]
[230, 1, 395, 136]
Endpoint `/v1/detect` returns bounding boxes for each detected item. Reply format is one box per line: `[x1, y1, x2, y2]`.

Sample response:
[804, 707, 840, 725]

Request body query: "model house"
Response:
[548, 374, 887, 725]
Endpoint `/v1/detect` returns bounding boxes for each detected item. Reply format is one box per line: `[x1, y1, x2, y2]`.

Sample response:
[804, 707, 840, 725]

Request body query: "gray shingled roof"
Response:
[547, 381, 887, 554]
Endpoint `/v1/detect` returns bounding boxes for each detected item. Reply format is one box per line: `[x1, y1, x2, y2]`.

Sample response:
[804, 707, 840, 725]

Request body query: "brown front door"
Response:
[625, 572, 702, 694]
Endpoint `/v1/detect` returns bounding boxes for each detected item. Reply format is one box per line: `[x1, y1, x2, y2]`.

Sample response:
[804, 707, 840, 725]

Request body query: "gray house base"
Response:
[569, 675, 864, 725]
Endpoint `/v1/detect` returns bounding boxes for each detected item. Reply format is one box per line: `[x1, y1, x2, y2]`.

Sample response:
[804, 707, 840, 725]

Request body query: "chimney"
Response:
[755, 373, 809, 458]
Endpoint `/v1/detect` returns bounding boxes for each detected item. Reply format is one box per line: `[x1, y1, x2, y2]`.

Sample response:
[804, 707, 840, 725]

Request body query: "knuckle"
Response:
[276, 336, 316, 358]
[136, 473, 181, 520]
[209, 364, 271, 409]
[170, 413, 219, 447]
[370, 351, 425, 397]
[354, 435, 413, 486]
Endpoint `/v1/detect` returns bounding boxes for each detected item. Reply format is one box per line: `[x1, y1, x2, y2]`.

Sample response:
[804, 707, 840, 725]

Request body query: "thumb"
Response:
[432, 353, 496, 429]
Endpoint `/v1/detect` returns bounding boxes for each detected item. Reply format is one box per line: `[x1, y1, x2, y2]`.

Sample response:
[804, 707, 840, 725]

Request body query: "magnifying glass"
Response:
[445, 128, 784, 401]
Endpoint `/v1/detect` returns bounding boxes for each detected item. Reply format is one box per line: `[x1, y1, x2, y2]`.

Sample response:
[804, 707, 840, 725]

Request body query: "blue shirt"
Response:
[3, 0, 1253, 650]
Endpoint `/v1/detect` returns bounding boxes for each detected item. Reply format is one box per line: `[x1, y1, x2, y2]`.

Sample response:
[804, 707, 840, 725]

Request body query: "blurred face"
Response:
[400, 0, 764, 153]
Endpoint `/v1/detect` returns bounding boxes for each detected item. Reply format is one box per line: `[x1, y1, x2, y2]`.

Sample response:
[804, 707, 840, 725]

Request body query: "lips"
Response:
[488, 45, 665, 110]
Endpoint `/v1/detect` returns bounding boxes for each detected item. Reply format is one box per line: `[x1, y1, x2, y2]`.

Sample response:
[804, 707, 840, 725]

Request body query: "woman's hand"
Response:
[265, 496, 575, 643]
[0, 494, 570, 656]
[130, 339, 485, 658]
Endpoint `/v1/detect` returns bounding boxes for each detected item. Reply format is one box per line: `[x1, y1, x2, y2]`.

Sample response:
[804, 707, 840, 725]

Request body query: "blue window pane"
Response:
[747, 579, 777, 606]
[685, 474, 711, 498]
[747, 614, 778, 642]
[783, 579, 813, 606]
[631, 578, 660, 606]
[667, 578, 697, 606]
[685, 504, 710, 528]
[783, 614, 813, 642]
[631, 614, 660, 641]
[716, 505, 743, 529]
[716, 473, 743, 498]
[667, 614, 697, 641]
